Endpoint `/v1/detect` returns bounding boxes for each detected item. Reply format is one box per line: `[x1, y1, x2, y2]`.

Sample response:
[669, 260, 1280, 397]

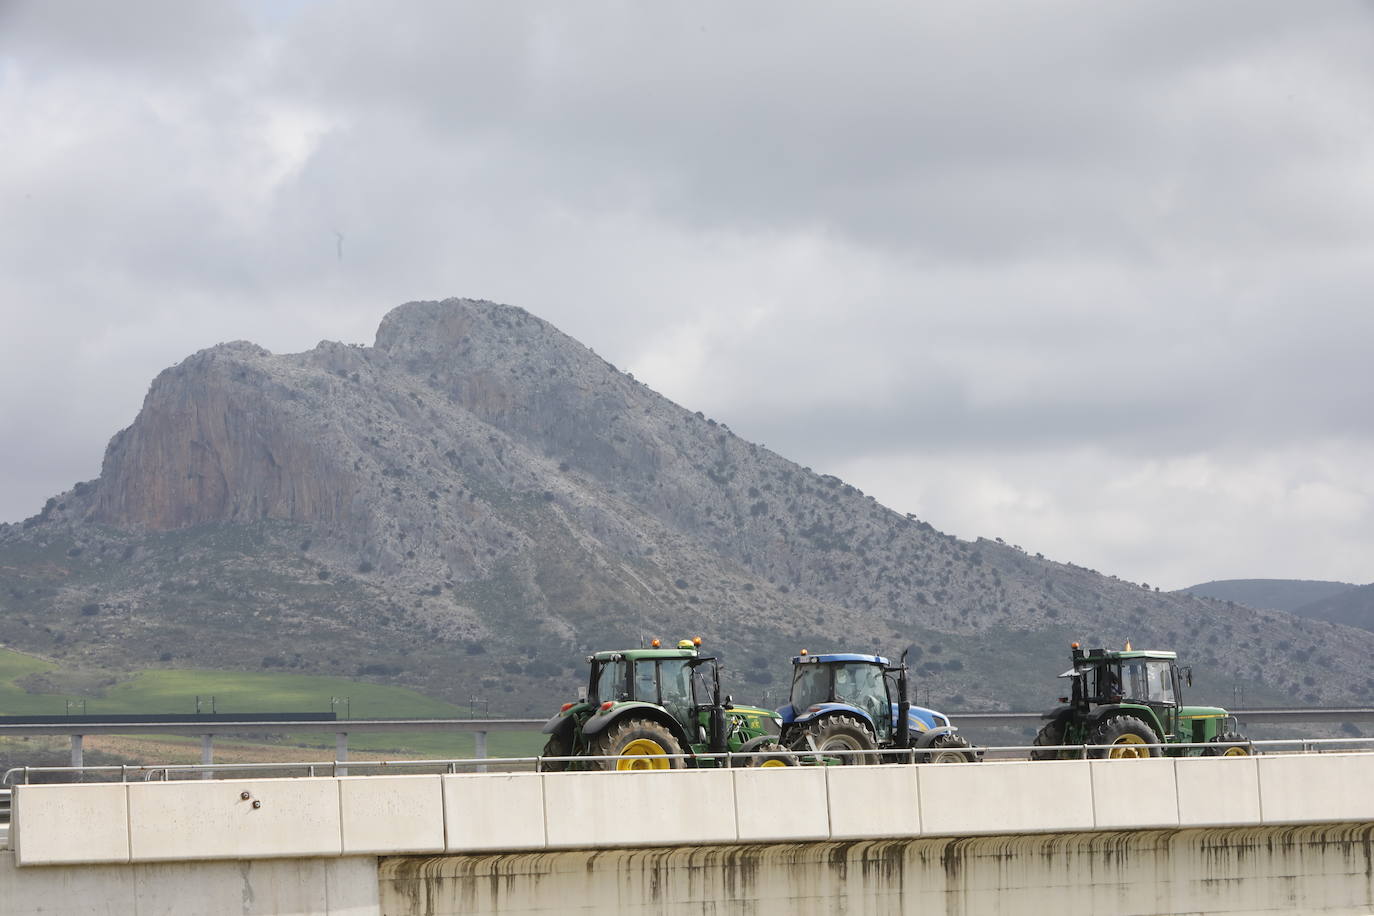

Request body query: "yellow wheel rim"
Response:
[758, 758, 788, 768]
[615, 738, 671, 771]
[1108, 734, 1149, 759]
[1222, 745, 1249, 757]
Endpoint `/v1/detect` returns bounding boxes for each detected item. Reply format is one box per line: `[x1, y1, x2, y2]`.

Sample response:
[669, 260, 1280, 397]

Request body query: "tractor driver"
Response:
[1100, 666, 1122, 699]
[834, 666, 856, 703]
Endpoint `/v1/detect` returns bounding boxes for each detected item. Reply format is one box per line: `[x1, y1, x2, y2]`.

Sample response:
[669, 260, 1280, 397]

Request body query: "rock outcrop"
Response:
[5, 298, 1374, 715]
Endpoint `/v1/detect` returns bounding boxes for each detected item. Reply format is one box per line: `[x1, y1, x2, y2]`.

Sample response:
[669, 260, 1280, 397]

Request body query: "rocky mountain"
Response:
[1178, 579, 1359, 614]
[4, 298, 1374, 716]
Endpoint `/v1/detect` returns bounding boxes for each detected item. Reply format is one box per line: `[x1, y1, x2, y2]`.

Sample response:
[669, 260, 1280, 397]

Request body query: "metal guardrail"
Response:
[0, 717, 545, 737]
[6, 737, 1374, 788]
[3, 707, 1372, 738]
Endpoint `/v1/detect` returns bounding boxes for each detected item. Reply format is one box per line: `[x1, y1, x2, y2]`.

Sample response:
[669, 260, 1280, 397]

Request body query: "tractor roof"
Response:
[589, 648, 698, 662]
[1083, 648, 1178, 661]
[792, 653, 889, 666]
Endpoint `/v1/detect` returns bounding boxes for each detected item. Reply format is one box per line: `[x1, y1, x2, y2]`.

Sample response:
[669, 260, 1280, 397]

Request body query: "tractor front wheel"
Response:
[733, 741, 797, 768]
[589, 718, 684, 771]
[1088, 715, 1161, 759]
[922, 732, 976, 764]
[1204, 731, 1251, 757]
[789, 714, 879, 765]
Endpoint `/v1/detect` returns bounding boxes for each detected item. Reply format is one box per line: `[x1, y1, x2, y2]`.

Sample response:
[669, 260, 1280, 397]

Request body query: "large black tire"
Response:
[788, 714, 879, 765]
[587, 718, 684, 771]
[1030, 719, 1070, 760]
[540, 732, 573, 772]
[1204, 731, 1251, 757]
[922, 732, 976, 764]
[732, 741, 797, 768]
[1088, 715, 1161, 759]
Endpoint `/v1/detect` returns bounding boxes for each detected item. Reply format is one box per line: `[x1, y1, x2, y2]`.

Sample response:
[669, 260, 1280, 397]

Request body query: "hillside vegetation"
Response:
[3, 299, 1373, 716]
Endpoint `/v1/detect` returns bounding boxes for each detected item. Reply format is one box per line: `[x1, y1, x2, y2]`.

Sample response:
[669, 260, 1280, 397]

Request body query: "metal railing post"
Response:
[70, 735, 83, 771]
[336, 732, 348, 777]
[201, 735, 214, 780]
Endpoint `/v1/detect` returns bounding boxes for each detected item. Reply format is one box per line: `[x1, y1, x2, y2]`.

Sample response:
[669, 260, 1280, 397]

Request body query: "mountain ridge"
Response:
[3, 298, 1373, 715]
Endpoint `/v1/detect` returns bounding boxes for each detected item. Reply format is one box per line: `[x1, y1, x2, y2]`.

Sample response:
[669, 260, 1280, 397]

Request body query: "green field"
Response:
[0, 648, 546, 761]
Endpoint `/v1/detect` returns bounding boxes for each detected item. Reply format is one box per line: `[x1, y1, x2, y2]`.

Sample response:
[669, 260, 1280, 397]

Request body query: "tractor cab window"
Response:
[834, 662, 890, 737]
[690, 661, 716, 707]
[790, 663, 831, 711]
[1089, 663, 1123, 700]
[591, 659, 628, 704]
[658, 658, 695, 725]
[1121, 659, 1176, 705]
[633, 660, 657, 703]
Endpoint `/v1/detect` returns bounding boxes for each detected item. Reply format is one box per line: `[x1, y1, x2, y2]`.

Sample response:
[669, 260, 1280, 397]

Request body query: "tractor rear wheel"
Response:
[922, 732, 975, 764]
[589, 718, 684, 771]
[1030, 720, 1071, 760]
[1204, 731, 1251, 757]
[1088, 715, 1161, 759]
[789, 714, 879, 765]
[540, 732, 573, 772]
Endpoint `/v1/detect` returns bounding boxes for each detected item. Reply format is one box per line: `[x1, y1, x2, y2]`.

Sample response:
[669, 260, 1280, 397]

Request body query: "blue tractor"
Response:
[777, 651, 976, 763]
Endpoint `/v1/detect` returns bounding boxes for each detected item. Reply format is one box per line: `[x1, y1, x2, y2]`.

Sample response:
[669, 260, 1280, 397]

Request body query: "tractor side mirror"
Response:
[1184, 667, 1193, 687]
[724, 694, 734, 709]
[576, 686, 587, 701]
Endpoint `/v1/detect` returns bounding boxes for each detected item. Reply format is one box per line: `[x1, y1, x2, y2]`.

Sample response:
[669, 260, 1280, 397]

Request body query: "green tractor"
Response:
[1031, 642, 1250, 759]
[540, 638, 793, 770]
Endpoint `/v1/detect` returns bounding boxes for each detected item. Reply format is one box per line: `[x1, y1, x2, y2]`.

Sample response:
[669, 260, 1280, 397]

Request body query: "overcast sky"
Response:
[2, 1, 1372, 590]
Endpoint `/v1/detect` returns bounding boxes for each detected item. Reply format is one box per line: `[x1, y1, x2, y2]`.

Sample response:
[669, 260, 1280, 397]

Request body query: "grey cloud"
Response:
[2, 1, 1372, 585]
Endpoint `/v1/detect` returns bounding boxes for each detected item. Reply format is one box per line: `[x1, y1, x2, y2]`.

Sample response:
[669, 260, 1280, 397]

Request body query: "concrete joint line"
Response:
[731, 769, 741, 842]
[335, 779, 346, 858]
[823, 767, 833, 840]
[1171, 759, 1183, 829]
[124, 783, 134, 864]
[1088, 761, 1099, 829]
[911, 764, 922, 836]
[539, 774, 550, 849]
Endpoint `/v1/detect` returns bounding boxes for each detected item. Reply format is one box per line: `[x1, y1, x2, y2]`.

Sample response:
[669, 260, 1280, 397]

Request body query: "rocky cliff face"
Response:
[4, 298, 1374, 715]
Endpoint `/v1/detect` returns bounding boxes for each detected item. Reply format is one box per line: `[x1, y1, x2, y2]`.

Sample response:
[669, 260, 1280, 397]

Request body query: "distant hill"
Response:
[1285, 583, 1374, 632]
[5, 299, 1374, 715]
[1178, 579, 1358, 613]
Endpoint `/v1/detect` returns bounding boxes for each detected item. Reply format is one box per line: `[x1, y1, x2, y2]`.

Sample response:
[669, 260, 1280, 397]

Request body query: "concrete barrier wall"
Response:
[0, 851, 380, 916]
[377, 825, 1374, 916]
[11, 753, 1374, 867]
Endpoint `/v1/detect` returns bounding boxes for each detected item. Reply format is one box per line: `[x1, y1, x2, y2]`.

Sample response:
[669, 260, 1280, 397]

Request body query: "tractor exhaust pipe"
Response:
[896, 649, 911, 750]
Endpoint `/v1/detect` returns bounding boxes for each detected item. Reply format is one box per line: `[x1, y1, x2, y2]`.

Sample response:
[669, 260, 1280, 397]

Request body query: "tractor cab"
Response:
[1061, 645, 1190, 739]
[784, 653, 898, 740]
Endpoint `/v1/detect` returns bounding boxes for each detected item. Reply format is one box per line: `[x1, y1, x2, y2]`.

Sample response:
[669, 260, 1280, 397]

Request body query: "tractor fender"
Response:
[1040, 705, 1073, 723]
[581, 702, 693, 747]
[541, 714, 574, 738]
[540, 704, 589, 735]
[911, 725, 961, 750]
[789, 703, 877, 732]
